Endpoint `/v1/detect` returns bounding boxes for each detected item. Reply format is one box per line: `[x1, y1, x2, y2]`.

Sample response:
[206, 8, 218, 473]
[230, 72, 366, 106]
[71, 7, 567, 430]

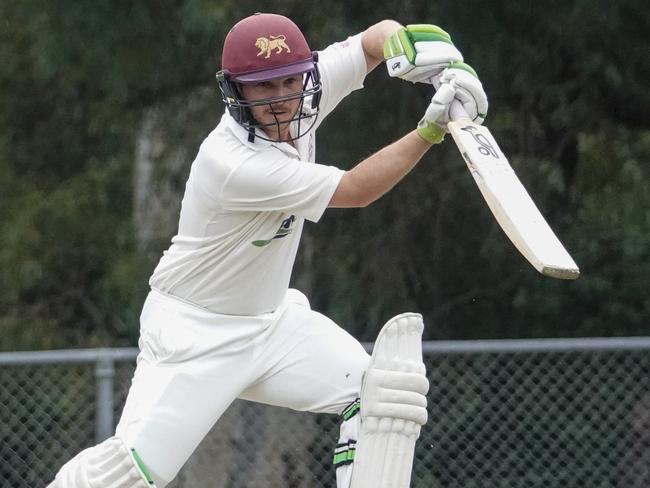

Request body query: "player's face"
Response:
[239, 76, 304, 141]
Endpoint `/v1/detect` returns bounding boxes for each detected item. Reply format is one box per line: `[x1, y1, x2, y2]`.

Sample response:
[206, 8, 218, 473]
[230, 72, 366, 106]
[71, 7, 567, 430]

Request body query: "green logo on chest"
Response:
[252, 215, 296, 247]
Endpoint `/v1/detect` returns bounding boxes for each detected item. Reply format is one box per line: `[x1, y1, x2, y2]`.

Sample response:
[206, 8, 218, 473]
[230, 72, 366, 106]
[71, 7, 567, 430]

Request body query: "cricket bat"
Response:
[447, 102, 580, 279]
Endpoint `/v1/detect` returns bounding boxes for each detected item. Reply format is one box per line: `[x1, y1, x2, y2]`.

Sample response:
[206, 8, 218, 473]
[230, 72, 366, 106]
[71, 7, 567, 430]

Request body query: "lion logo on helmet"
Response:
[255, 35, 291, 59]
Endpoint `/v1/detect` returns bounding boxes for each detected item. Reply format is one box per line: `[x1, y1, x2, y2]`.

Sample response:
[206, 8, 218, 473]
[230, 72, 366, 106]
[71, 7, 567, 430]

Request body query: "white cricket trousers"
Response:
[115, 288, 369, 486]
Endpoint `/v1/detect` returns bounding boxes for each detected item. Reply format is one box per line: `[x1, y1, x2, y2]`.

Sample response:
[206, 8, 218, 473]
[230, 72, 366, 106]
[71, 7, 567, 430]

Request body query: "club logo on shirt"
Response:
[252, 215, 296, 247]
[255, 35, 291, 59]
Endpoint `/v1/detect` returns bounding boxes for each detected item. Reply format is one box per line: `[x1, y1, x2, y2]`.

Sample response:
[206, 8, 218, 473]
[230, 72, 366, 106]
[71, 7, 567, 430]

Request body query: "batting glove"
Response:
[434, 62, 488, 125]
[417, 62, 488, 144]
[384, 24, 463, 83]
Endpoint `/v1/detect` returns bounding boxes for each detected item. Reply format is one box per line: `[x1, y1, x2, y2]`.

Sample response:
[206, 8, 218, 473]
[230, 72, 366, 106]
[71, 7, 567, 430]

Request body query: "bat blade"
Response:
[447, 117, 580, 280]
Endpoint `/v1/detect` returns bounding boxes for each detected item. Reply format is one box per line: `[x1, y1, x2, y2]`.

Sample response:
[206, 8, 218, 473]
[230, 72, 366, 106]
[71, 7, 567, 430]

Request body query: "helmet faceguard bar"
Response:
[228, 80, 320, 110]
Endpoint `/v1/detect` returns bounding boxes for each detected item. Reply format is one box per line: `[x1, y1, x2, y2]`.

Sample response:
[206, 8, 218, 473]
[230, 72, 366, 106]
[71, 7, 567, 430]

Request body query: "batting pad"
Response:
[350, 313, 429, 488]
[47, 436, 156, 488]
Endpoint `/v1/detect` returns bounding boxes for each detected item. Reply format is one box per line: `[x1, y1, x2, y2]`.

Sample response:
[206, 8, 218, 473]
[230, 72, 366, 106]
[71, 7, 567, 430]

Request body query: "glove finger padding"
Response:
[417, 83, 457, 144]
[384, 24, 463, 83]
[437, 62, 488, 124]
[425, 83, 457, 126]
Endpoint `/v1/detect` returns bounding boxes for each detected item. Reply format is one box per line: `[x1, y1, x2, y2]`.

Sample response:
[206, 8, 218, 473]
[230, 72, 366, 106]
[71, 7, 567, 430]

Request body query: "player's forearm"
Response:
[328, 131, 432, 208]
[361, 20, 403, 73]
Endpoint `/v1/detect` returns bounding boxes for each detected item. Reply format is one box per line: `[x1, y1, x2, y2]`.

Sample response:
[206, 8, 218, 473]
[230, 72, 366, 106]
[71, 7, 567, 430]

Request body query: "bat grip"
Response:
[449, 100, 469, 122]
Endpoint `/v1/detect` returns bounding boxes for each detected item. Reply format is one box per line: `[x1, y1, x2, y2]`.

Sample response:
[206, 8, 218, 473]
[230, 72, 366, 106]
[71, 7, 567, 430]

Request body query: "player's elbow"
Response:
[354, 196, 374, 208]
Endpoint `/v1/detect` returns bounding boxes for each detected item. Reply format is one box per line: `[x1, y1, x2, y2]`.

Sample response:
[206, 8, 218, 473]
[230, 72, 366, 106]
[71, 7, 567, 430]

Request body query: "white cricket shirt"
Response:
[149, 34, 367, 315]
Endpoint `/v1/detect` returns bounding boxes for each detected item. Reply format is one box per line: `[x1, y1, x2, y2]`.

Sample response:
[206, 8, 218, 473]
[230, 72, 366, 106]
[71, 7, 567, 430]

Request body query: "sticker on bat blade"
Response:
[460, 125, 499, 158]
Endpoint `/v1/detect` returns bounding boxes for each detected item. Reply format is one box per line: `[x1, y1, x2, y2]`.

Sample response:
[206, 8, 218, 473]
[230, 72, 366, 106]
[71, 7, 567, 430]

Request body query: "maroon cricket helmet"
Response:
[221, 13, 317, 82]
[216, 13, 322, 142]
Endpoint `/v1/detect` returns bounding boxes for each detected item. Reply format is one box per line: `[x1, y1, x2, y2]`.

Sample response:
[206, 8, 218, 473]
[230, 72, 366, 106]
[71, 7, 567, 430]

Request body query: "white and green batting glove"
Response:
[417, 62, 488, 144]
[384, 24, 464, 83]
[435, 62, 488, 125]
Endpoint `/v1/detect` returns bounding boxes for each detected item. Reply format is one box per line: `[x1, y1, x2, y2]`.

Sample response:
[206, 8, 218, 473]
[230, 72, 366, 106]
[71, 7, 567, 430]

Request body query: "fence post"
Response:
[94, 349, 115, 443]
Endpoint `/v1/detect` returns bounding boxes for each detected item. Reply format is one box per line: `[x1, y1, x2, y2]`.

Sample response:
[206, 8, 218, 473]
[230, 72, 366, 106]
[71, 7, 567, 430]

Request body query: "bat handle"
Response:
[449, 100, 469, 122]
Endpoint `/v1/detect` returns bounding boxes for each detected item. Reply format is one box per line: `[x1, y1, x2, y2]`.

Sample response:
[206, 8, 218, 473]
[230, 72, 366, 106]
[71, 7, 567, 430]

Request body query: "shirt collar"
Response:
[223, 111, 300, 158]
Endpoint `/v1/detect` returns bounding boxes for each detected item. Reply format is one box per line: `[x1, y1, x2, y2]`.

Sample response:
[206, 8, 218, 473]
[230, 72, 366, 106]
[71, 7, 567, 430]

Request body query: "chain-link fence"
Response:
[2, 338, 650, 488]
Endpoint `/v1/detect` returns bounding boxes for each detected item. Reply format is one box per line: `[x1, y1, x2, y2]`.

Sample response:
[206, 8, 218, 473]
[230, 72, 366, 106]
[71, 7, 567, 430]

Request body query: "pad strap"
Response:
[341, 398, 361, 421]
[333, 439, 357, 467]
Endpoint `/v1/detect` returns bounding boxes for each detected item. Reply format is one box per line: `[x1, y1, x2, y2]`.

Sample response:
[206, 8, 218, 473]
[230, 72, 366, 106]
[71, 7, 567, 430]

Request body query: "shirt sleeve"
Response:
[219, 150, 344, 223]
[316, 33, 368, 123]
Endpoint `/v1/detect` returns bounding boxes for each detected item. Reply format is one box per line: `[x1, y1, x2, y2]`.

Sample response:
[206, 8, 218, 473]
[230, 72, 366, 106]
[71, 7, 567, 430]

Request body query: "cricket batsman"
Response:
[48, 12, 487, 488]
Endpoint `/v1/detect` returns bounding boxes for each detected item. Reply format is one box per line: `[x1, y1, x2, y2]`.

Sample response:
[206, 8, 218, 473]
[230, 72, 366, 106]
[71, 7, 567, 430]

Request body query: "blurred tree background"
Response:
[1, 0, 648, 351]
